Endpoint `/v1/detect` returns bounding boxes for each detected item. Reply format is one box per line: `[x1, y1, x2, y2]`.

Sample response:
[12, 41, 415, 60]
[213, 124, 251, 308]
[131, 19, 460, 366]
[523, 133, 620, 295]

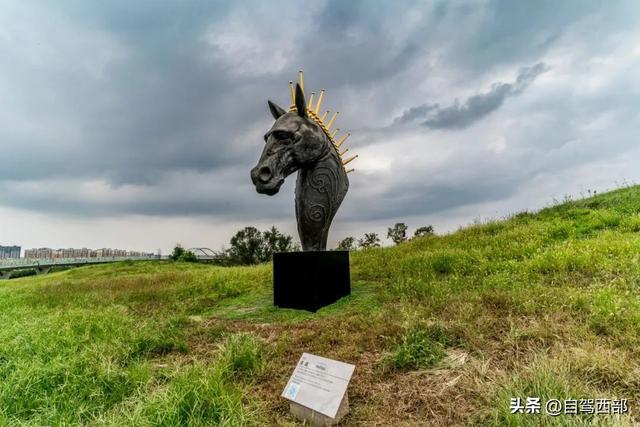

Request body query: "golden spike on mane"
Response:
[289, 81, 295, 106]
[283, 71, 357, 172]
[342, 154, 358, 165]
[326, 112, 339, 130]
[314, 89, 325, 115]
[336, 133, 350, 148]
[346, 168, 354, 174]
[308, 92, 315, 111]
[298, 70, 304, 92]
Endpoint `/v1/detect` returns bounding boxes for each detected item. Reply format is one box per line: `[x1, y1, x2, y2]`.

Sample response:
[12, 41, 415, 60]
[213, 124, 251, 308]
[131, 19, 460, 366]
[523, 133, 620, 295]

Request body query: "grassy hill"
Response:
[2, 186, 640, 426]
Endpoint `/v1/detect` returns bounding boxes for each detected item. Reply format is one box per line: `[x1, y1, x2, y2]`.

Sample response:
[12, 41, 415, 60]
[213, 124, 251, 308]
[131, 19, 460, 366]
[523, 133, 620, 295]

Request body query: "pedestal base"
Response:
[273, 250, 351, 312]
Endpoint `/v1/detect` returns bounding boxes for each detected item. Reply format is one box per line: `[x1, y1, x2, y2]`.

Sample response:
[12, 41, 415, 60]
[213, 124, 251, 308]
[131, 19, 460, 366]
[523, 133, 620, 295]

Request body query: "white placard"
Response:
[281, 352, 355, 418]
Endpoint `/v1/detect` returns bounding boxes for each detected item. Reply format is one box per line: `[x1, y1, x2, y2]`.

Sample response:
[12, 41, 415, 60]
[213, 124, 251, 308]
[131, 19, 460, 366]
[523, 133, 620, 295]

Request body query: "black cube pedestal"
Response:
[273, 250, 351, 312]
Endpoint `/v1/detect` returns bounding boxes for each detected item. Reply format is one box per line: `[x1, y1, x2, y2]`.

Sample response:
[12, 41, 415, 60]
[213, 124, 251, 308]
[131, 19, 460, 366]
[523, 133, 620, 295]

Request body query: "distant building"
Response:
[38, 248, 53, 259]
[23, 247, 154, 259]
[24, 248, 37, 259]
[95, 248, 110, 257]
[0, 245, 21, 259]
[24, 248, 52, 259]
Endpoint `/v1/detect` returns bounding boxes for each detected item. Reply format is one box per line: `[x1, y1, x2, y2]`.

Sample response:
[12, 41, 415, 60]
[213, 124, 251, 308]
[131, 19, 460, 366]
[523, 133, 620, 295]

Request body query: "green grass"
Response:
[2, 185, 640, 425]
[385, 322, 448, 370]
[217, 333, 266, 379]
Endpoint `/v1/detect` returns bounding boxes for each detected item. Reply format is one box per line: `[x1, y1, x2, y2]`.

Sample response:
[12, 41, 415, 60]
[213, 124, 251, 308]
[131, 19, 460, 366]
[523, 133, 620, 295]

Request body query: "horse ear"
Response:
[295, 83, 307, 119]
[267, 100, 286, 119]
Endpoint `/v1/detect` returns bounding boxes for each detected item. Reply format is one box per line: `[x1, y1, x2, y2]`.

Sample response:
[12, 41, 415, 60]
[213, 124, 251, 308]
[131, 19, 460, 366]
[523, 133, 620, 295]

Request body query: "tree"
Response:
[169, 244, 185, 261]
[228, 226, 266, 265]
[336, 236, 356, 251]
[358, 233, 381, 249]
[387, 222, 408, 245]
[169, 244, 199, 262]
[179, 250, 199, 263]
[228, 226, 297, 265]
[414, 225, 435, 238]
[262, 226, 296, 260]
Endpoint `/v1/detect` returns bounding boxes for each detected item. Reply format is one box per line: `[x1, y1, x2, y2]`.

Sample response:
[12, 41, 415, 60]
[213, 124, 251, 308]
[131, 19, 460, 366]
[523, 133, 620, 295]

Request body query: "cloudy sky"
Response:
[1, 0, 639, 253]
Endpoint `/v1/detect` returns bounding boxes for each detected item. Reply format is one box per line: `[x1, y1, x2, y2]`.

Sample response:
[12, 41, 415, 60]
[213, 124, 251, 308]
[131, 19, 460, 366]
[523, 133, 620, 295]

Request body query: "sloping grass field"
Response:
[2, 186, 640, 425]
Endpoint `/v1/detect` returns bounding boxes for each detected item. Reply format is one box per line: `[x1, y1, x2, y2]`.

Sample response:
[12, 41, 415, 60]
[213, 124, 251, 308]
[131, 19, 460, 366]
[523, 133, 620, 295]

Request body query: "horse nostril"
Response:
[258, 166, 272, 183]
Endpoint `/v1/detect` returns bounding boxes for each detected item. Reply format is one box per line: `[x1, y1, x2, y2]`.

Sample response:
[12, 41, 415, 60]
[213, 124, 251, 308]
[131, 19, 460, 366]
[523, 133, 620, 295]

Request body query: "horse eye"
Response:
[273, 131, 292, 140]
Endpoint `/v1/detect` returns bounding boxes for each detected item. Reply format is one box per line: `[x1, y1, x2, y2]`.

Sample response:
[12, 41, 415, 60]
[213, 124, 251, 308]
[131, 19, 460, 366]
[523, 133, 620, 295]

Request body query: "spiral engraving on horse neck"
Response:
[309, 166, 338, 195]
[306, 203, 327, 223]
[305, 166, 338, 225]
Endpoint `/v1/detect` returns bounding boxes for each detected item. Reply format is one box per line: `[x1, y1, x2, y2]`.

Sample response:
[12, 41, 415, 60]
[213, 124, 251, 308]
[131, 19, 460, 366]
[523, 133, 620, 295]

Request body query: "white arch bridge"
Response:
[187, 248, 222, 262]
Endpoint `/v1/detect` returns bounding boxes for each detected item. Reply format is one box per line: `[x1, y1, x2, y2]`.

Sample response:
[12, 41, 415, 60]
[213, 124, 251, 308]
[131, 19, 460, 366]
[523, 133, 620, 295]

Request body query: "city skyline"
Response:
[1, 1, 639, 253]
[23, 247, 154, 259]
[0, 244, 155, 259]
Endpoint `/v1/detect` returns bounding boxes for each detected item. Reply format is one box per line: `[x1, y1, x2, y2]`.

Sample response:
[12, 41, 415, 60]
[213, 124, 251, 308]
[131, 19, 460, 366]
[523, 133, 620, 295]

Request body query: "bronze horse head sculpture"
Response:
[250, 73, 356, 251]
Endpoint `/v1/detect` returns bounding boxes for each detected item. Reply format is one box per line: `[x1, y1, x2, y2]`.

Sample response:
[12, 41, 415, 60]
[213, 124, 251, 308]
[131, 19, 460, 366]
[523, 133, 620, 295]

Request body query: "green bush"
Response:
[217, 333, 265, 379]
[178, 250, 199, 263]
[169, 245, 199, 263]
[388, 325, 446, 370]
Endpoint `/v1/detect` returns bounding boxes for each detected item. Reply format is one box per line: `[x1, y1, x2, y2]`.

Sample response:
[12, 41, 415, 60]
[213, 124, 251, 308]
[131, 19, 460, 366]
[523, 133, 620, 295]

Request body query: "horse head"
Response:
[251, 84, 330, 195]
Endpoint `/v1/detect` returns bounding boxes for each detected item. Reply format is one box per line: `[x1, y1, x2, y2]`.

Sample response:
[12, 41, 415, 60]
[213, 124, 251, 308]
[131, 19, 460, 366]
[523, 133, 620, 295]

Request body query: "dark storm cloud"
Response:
[0, 0, 434, 189]
[394, 63, 547, 129]
[393, 104, 438, 125]
[0, 0, 638, 227]
[0, 1, 246, 185]
[297, 0, 424, 86]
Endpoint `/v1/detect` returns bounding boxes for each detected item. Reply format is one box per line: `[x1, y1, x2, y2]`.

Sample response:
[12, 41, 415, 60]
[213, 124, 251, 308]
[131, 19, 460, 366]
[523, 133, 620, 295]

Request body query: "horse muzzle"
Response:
[251, 165, 285, 195]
